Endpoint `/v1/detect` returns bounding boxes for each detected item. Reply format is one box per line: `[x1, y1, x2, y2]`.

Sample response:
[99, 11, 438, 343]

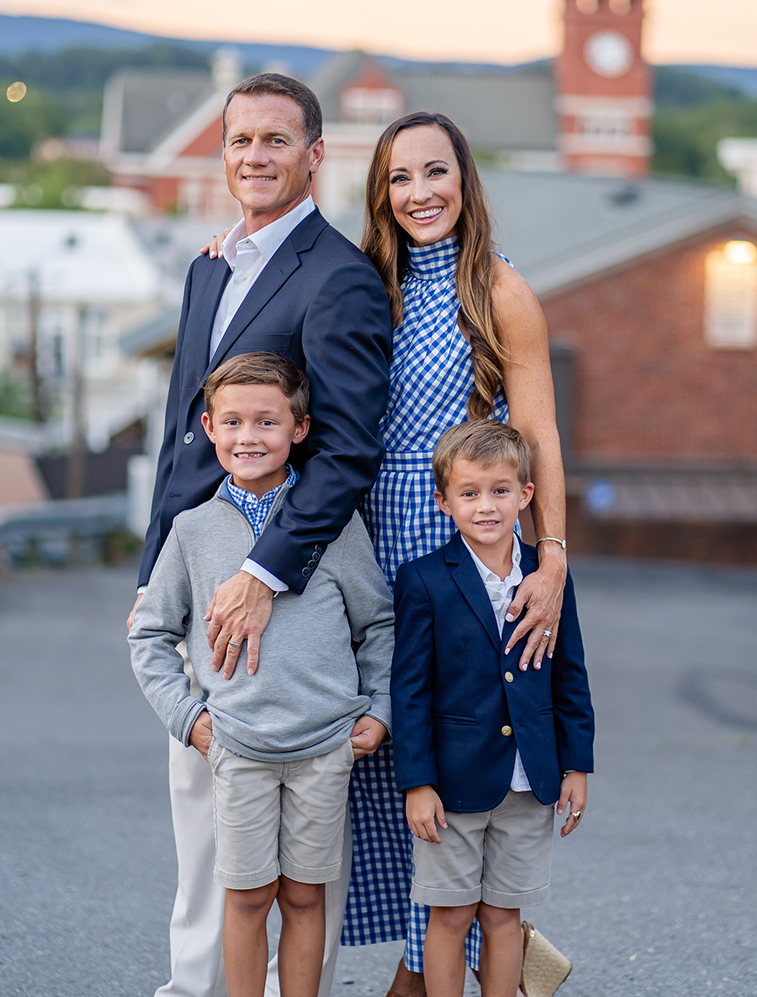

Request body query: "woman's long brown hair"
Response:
[361, 111, 508, 419]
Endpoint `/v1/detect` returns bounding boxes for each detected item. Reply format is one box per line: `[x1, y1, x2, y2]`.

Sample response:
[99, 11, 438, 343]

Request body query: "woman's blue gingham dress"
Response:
[344, 237, 510, 972]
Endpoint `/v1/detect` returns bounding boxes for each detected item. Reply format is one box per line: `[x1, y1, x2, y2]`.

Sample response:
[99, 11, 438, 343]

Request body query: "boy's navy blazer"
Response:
[138, 209, 392, 591]
[391, 533, 594, 812]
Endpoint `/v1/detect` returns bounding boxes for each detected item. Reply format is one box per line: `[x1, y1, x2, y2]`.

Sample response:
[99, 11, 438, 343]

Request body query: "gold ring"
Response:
[571, 810, 582, 820]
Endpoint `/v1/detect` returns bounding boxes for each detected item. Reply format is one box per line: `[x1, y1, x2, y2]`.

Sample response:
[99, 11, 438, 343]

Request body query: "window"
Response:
[704, 242, 757, 349]
[340, 87, 403, 125]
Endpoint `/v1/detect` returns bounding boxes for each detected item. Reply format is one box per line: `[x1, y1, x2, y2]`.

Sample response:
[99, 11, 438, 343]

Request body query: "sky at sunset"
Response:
[1, 0, 756, 67]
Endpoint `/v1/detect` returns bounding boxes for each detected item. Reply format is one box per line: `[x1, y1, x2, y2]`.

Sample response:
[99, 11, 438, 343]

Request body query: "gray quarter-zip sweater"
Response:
[129, 480, 393, 761]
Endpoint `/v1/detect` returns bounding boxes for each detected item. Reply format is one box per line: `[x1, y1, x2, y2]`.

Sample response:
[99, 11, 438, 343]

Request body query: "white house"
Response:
[0, 209, 177, 452]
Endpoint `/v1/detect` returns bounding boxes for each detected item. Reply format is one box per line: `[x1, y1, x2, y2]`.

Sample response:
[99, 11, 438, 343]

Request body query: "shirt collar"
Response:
[462, 533, 522, 586]
[225, 464, 298, 509]
[221, 196, 315, 271]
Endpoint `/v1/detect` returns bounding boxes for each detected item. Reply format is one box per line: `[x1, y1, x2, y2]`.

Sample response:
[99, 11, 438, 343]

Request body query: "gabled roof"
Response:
[0, 211, 162, 304]
[101, 69, 214, 158]
[480, 170, 757, 295]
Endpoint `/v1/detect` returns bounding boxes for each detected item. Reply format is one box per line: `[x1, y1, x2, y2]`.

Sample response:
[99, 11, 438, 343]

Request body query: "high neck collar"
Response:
[406, 236, 458, 280]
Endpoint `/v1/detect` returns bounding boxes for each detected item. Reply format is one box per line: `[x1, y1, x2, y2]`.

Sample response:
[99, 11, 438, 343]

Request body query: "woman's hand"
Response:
[492, 259, 568, 671]
[556, 771, 587, 837]
[504, 548, 566, 670]
[200, 228, 233, 259]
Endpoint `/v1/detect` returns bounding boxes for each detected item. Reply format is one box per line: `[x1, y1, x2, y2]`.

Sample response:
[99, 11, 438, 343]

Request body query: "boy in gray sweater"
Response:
[129, 352, 394, 997]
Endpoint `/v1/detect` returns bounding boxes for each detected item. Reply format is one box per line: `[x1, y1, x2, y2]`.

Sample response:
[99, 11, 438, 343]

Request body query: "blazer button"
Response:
[501, 725, 513, 737]
[183, 432, 194, 444]
[315, 544, 323, 553]
[301, 566, 310, 577]
[307, 559, 316, 569]
[505, 671, 514, 683]
[312, 551, 320, 562]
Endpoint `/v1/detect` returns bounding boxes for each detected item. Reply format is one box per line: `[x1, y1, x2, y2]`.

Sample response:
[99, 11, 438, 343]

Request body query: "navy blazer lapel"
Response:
[202, 209, 328, 380]
[446, 533, 502, 652]
[194, 257, 231, 361]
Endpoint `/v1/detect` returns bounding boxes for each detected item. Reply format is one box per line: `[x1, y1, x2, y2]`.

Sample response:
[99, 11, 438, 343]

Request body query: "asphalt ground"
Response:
[1, 557, 756, 997]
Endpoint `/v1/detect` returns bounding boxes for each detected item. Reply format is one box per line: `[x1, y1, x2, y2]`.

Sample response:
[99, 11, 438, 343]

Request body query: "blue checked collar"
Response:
[224, 464, 298, 537]
[406, 236, 458, 281]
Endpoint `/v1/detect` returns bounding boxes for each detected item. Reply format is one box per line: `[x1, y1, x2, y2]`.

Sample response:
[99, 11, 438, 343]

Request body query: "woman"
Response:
[351, 112, 569, 997]
[203, 111, 569, 996]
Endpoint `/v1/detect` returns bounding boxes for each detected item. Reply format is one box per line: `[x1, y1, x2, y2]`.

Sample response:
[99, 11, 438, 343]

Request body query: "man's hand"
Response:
[205, 572, 274, 679]
[504, 550, 567, 672]
[556, 771, 587, 838]
[349, 716, 388, 759]
[406, 785, 447, 843]
[189, 712, 213, 760]
[127, 593, 143, 631]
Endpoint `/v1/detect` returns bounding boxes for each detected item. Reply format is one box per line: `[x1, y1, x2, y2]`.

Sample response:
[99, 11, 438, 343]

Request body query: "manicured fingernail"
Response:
[210, 251, 216, 258]
[505, 647, 511, 655]
[535, 662, 541, 670]
[505, 613, 515, 622]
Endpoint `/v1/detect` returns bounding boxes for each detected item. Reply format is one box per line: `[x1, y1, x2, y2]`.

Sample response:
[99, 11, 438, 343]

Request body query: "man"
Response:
[128, 73, 392, 997]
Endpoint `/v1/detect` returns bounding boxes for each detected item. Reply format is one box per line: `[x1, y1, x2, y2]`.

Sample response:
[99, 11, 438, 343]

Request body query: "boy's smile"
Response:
[201, 382, 309, 499]
[435, 458, 534, 577]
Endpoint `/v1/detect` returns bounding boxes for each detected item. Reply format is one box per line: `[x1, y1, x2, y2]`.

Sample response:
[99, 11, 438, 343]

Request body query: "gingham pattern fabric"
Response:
[346, 239, 512, 971]
[225, 465, 297, 537]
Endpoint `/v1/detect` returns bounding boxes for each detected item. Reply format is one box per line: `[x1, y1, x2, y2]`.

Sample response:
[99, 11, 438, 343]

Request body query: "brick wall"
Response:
[541, 224, 757, 466]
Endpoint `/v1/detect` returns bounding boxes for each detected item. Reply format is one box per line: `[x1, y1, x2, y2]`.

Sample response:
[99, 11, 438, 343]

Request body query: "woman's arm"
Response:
[492, 258, 568, 670]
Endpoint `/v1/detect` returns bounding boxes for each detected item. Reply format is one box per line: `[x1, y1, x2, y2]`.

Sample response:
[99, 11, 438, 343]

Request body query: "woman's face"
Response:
[387, 125, 463, 246]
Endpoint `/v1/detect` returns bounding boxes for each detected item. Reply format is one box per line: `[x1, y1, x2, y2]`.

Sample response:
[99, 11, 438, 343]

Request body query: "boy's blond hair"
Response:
[204, 352, 310, 422]
[433, 420, 531, 494]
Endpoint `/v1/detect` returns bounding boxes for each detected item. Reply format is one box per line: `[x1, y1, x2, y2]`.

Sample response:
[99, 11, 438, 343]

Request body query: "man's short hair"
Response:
[222, 73, 322, 146]
[432, 420, 531, 494]
[204, 352, 310, 423]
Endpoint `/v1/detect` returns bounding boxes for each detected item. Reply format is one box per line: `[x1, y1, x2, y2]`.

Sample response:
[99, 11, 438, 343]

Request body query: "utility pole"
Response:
[28, 270, 45, 422]
[67, 304, 87, 500]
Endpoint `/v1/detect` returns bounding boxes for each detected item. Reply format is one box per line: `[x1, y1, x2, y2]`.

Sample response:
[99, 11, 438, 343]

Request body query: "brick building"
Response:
[475, 170, 757, 562]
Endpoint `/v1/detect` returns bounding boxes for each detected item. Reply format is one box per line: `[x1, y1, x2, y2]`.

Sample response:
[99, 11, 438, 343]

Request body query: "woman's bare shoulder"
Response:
[490, 255, 544, 330]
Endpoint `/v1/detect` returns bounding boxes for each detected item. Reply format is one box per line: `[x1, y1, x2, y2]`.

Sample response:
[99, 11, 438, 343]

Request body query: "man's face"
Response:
[222, 93, 324, 232]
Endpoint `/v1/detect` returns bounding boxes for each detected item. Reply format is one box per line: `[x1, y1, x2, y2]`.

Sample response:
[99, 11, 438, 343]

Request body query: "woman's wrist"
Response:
[535, 541, 567, 577]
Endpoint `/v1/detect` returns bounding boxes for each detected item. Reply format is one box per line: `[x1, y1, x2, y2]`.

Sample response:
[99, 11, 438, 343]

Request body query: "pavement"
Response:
[0, 557, 756, 997]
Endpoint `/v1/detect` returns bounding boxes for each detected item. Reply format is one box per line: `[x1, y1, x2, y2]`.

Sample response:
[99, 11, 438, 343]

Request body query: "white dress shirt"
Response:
[209, 195, 315, 361]
[210, 195, 316, 592]
[461, 534, 533, 792]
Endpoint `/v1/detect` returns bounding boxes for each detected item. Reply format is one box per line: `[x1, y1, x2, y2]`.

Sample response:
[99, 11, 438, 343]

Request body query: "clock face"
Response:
[584, 31, 634, 78]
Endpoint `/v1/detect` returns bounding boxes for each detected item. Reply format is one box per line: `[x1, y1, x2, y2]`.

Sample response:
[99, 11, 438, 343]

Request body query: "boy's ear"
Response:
[201, 411, 216, 443]
[292, 414, 310, 444]
[433, 489, 453, 519]
[518, 481, 535, 511]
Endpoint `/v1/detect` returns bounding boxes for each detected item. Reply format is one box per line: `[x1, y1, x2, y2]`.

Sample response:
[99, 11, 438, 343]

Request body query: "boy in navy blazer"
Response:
[391, 421, 594, 997]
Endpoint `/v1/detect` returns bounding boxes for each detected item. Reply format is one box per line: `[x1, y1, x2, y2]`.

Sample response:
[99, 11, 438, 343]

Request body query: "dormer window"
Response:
[340, 86, 403, 125]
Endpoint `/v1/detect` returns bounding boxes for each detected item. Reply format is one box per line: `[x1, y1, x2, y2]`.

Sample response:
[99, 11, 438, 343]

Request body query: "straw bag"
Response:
[520, 921, 572, 997]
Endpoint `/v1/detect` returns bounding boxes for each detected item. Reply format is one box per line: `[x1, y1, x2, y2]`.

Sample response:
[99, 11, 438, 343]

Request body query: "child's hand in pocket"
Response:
[189, 712, 213, 760]
[349, 716, 387, 758]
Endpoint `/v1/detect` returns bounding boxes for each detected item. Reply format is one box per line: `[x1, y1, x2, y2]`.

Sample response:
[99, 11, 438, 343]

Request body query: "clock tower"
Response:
[556, 0, 652, 176]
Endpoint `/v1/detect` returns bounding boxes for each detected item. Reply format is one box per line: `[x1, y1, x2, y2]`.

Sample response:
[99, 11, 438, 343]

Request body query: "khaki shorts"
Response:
[208, 737, 354, 890]
[411, 790, 554, 909]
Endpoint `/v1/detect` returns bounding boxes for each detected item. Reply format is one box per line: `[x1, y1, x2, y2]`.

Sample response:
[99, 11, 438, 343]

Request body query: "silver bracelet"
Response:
[536, 536, 566, 550]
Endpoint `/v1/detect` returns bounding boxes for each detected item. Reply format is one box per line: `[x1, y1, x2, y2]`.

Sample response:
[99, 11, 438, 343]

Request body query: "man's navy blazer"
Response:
[138, 208, 392, 591]
[391, 533, 594, 812]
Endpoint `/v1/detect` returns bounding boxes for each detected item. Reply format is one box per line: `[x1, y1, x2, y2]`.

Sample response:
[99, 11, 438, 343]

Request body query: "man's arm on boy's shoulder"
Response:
[338, 516, 394, 753]
[205, 262, 392, 679]
[129, 525, 207, 746]
[550, 569, 595, 776]
[390, 561, 440, 793]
